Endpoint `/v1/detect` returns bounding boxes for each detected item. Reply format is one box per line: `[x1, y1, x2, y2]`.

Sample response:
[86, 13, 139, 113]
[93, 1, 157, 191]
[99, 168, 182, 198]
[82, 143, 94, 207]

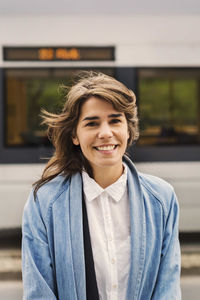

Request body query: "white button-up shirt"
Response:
[82, 165, 131, 300]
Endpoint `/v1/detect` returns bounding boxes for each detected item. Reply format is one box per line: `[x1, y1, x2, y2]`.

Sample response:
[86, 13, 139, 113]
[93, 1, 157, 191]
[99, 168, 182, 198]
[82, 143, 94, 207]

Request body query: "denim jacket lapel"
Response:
[52, 173, 86, 300]
[125, 157, 146, 300]
[69, 173, 87, 300]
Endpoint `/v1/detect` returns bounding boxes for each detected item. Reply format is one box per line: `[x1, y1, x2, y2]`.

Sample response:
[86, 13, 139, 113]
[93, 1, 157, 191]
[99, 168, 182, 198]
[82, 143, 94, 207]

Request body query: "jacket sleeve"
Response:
[151, 190, 181, 300]
[22, 190, 58, 300]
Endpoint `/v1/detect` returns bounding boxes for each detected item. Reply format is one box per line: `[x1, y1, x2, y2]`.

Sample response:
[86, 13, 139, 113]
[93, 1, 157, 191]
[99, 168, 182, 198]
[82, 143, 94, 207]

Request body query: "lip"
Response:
[93, 144, 118, 152]
[94, 144, 117, 148]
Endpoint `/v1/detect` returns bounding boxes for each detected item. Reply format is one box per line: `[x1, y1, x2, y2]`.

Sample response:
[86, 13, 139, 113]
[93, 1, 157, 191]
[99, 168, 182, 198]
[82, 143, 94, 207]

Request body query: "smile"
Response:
[95, 145, 117, 151]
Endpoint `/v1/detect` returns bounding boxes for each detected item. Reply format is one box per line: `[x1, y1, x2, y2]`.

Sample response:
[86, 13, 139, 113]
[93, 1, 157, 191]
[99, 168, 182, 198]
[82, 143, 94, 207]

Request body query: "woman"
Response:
[22, 72, 181, 300]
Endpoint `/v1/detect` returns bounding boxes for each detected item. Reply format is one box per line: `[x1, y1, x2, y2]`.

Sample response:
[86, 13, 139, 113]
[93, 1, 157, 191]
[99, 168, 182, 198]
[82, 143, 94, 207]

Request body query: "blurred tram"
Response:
[0, 15, 200, 232]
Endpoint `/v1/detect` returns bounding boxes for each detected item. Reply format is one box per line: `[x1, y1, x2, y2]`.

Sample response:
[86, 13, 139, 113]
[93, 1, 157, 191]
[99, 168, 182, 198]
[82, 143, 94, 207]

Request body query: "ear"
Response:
[72, 136, 80, 145]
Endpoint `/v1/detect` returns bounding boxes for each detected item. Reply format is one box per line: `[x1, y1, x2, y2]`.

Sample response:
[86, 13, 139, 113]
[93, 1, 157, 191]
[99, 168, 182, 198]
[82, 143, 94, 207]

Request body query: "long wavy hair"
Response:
[33, 72, 139, 197]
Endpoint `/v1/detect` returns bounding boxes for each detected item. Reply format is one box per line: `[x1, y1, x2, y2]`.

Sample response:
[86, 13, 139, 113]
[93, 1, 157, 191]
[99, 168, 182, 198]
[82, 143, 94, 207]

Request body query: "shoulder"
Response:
[124, 154, 179, 226]
[36, 174, 70, 205]
[24, 174, 70, 222]
[138, 172, 177, 217]
[124, 155, 175, 203]
[139, 172, 174, 197]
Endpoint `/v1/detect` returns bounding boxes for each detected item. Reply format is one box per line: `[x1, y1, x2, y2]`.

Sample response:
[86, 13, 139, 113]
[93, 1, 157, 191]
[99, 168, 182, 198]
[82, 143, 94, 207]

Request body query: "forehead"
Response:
[79, 96, 121, 117]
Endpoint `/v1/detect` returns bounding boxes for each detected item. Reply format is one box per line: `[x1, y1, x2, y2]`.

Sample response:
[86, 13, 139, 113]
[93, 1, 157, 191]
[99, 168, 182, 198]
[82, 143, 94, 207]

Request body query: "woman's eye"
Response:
[111, 119, 121, 124]
[85, 122, 98, 127]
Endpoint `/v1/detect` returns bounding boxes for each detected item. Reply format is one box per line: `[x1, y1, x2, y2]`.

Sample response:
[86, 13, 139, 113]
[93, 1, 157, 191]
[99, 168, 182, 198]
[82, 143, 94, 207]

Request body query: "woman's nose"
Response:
[97, 123, 113, 139]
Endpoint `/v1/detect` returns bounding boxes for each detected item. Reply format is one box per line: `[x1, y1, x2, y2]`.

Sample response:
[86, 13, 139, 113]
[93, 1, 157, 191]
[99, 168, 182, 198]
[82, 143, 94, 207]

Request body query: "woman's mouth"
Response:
[94, 145, 117, 151]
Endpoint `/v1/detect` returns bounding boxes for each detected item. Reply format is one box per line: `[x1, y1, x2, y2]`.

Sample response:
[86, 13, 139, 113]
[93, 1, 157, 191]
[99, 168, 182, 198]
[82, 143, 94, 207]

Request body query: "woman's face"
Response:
[72, 97, 129, 176]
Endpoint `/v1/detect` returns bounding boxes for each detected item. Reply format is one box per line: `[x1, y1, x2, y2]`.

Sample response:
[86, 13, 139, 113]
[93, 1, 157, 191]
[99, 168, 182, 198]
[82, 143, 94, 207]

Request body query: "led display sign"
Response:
[3, 46, 115, 61]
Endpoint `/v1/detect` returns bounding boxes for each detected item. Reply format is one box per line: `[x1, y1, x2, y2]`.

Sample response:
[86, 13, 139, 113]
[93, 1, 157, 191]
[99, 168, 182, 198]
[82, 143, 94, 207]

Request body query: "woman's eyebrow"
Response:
[108, 113, 123, 118]
[82, 113, 123, 122]
[82, 116, 99, 121]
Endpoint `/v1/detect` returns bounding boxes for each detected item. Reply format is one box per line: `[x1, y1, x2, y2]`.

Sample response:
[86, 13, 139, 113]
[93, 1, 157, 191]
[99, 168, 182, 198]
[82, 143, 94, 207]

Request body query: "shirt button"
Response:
[111, 258, 115, 264]
[112, 284, 117, 289]
[108, 236, 112, 241]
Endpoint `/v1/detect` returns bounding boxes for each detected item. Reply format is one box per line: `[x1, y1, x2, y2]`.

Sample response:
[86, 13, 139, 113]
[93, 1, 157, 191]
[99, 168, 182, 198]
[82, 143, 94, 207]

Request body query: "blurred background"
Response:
[0, 0, 200, 298]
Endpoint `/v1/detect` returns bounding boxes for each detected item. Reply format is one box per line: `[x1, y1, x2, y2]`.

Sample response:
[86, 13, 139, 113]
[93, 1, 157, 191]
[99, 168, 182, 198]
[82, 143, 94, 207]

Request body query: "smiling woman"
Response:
[22, 72, 181, 300]
[72, 97, 130, 187]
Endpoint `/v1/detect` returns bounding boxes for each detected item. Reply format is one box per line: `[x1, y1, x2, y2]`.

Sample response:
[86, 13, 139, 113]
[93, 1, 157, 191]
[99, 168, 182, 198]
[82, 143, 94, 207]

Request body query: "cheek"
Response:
[121, 126, 130, 140]
[125, 130, 129, 141]
[127, 127, 130, 140]
[78, 134, 92, 152]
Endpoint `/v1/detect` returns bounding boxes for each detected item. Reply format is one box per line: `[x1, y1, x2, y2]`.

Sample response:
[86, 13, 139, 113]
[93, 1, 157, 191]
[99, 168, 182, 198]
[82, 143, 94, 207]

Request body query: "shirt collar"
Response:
[82, 164, 127, 203]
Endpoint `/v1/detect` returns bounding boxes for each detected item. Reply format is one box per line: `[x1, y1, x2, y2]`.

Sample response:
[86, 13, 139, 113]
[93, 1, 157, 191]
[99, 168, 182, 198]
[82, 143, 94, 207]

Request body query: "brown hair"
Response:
[33, 71, 139, 197]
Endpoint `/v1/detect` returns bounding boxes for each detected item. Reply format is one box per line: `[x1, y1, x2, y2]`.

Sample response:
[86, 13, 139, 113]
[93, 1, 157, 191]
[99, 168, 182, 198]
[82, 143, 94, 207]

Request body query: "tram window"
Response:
[138, 69, 200, 146]
[5, 68, 114, 147]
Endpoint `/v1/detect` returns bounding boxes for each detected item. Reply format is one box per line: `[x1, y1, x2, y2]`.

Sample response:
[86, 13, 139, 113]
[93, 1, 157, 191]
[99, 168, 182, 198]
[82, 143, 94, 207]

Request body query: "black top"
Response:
[82, 195, 100, 300]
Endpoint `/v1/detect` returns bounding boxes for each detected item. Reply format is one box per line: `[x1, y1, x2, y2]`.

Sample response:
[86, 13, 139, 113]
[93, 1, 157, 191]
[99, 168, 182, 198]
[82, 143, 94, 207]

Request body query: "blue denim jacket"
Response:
[22, 156, 181, 299]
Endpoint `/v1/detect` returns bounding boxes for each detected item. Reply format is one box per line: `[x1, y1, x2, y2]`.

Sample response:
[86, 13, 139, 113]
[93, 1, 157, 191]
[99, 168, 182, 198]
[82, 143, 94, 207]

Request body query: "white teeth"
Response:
[96, 145, 115, 151]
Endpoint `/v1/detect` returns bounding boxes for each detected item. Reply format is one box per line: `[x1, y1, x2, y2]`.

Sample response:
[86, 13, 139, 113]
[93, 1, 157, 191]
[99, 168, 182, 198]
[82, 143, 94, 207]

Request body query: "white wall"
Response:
[0, 15, 200, 66]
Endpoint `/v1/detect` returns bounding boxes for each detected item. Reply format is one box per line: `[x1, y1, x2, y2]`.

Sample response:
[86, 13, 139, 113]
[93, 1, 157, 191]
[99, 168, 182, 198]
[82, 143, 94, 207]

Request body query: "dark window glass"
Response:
[138, 69, 200, 146]
[5, 68, 114, 147]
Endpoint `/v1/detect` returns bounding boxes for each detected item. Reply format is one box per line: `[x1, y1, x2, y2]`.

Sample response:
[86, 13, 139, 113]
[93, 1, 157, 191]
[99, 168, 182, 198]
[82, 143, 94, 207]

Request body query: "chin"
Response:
[97, 158, 122, 168]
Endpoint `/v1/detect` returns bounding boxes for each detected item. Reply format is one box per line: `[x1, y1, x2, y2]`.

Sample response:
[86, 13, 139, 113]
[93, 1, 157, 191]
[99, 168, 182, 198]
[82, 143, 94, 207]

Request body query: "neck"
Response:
[93, 164, 124, 188]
